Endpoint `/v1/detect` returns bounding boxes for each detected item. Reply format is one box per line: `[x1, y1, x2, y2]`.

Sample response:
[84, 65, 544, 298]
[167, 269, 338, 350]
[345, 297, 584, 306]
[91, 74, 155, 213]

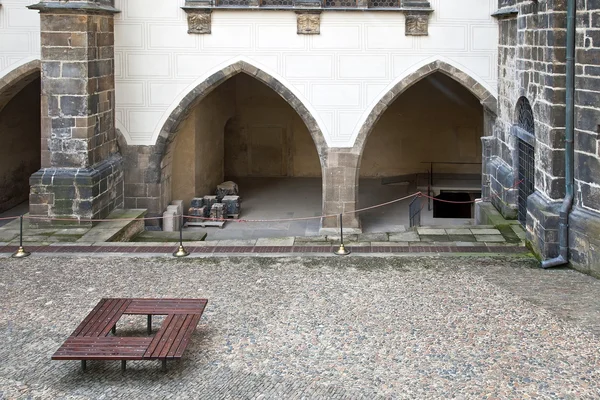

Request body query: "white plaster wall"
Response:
[115, 0, 498, 147]
[0, 0, 498, 148]
[0, 0, 40, 77]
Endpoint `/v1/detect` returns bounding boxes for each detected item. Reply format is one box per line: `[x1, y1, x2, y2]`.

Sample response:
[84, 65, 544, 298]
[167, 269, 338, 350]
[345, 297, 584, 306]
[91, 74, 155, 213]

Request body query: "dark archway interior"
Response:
[358, 72, 484, 230]
[0, 77, 41, 217]
[169, 73, 322, 238]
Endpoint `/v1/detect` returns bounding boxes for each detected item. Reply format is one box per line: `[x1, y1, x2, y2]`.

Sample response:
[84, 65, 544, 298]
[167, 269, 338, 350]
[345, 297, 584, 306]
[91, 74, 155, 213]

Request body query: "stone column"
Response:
[27, 0, 123, 227]
[320, 148, 361, 234]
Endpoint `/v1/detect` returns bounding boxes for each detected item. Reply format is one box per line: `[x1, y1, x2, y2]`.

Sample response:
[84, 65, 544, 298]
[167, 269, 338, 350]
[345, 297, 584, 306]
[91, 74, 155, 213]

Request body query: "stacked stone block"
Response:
[28, 0, 123, 227]
[568, 0, 600, 276]
[489, 0, 570, 257]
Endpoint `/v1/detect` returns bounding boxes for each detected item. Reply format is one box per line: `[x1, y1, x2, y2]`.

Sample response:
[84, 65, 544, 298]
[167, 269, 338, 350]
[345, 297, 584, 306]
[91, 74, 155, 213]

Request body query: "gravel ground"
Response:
[1, 256, 599, 399]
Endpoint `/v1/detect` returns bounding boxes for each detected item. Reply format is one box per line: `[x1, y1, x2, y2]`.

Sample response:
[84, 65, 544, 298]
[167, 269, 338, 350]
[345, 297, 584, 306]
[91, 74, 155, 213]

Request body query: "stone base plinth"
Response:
[29, 155, 123, 228]
[526, 191, 560, 260]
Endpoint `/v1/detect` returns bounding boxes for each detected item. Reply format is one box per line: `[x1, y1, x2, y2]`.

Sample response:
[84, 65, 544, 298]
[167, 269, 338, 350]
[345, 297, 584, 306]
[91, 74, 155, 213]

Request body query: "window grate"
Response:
[517, 139, 535, 226]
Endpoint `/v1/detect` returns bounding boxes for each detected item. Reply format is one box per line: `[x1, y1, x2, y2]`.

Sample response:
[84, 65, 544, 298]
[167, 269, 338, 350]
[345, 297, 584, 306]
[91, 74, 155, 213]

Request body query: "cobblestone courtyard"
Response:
[1, 256, 600, 399]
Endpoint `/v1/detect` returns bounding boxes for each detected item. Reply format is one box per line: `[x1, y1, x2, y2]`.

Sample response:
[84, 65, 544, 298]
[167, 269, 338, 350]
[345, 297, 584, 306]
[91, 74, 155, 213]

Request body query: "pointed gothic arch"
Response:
[157, 60, 328, 164]
[0, 59, 40, 113]
[150, 60, 328, 215]
[353, 59, 497, 155]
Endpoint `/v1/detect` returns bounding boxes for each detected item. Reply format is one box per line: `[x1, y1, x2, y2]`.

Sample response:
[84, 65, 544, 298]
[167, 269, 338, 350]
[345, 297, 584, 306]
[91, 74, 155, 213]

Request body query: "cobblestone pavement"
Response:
[1, 256, 599, 399]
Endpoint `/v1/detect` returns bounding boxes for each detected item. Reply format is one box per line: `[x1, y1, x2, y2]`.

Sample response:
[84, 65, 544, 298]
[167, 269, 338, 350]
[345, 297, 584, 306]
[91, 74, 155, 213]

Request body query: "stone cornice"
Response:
[181, 5, 428, 12]
[492, 6, 518, 18]
[28, 1, 120, 14]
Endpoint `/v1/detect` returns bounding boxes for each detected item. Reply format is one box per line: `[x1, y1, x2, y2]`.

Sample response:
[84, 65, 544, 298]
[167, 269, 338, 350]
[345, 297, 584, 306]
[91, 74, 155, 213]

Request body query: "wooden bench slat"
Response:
[173, 313, 203, 358]
[62, 337, 153, 344]
[157, 314, 189, 359]
[125, 299, 207, 315]
[99, 299, 132, 336]
[143, 314, 174, 358]
[85, 298, 128, 337]
[71, 299, 108, 336]
[167, 314, 195, 359]
[150, 314, 185, 359]
[59, 343, 151, 349]
[52, 354, 146, 360]
[80, 299, 121, 337]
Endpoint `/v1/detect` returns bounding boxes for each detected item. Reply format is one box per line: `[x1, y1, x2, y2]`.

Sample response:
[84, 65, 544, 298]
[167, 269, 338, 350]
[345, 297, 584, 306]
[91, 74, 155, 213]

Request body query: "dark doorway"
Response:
[433, 192, 473, 218]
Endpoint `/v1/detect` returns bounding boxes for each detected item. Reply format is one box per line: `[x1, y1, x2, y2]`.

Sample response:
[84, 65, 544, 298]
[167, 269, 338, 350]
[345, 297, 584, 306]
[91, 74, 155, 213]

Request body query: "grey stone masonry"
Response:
[490, 0, 570, 260]
[490, 0, 600, 276]
[27, 1, 123, 226]
[321, 148, 360, 231]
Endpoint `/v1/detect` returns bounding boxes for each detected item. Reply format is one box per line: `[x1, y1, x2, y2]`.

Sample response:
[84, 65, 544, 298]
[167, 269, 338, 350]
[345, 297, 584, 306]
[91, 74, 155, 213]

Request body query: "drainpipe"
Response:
[542, 0, 575, 268]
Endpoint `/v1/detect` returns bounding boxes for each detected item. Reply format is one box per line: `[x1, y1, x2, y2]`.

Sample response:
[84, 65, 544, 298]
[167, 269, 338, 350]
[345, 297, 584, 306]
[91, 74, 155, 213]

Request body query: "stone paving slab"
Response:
[475, 235, 506, 242]
[388, 232, 420, 242]
[416, 228, 447, 235]
[1, 257, 600, 398]
[255, 237, 295, 246]
[470, 228, 501, 235]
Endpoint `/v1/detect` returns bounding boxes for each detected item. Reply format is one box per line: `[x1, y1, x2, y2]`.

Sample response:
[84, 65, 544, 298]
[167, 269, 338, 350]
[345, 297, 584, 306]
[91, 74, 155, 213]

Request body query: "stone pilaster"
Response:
[320, 148, 361, 234]
[27, 0, 123, 227]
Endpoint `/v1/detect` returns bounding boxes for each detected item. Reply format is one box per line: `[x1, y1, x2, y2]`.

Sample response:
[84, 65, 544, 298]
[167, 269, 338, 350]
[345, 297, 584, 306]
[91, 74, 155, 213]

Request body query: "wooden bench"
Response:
[52, 298, 208, 371]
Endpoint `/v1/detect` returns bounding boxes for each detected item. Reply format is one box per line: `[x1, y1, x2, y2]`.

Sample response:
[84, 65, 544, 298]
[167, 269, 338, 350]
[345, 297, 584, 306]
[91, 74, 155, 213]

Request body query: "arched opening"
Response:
[514, 96, 535, 226]
[165, 72, 323, 239]
[0, 66, 41, 226]
[358, 71, 485, 230]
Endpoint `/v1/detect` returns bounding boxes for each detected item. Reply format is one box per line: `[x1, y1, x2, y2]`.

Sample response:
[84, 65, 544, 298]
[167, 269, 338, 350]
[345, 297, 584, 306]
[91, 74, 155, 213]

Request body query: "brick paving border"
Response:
[0, 244, 530, 255]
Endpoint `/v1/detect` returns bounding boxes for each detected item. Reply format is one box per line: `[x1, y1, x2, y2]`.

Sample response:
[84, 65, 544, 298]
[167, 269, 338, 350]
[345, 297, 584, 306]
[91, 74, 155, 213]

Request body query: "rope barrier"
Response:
[24, 215, 166, 222]
[3, 179, 525, 225]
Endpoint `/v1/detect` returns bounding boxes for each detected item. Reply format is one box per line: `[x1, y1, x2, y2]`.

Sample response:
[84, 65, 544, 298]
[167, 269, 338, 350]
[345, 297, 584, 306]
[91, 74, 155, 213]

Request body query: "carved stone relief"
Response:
[296, 12, 321, 35]
[404, 11, 430, 36]
[185, 9, 212, 34]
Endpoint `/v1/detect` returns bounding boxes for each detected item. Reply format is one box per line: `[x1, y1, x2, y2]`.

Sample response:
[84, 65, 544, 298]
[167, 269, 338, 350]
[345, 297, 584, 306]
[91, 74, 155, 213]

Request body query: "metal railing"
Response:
[409, 196, 421, 227]
[420, 161, 482, 211]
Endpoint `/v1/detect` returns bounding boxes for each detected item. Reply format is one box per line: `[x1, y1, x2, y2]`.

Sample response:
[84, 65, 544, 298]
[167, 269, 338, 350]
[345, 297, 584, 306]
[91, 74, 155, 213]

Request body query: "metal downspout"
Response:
[541, 0, 576, 268]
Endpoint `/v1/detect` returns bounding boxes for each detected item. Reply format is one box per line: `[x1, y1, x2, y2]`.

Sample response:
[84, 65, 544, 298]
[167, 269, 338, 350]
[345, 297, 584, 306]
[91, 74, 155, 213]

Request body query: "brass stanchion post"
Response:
[173, 214, 189, 257]
[12, 215, 31, 258]
[333, 213, 350, 255]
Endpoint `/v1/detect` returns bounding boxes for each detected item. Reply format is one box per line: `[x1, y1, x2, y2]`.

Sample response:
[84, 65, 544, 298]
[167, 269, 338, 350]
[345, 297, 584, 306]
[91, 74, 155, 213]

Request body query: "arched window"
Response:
[516, 97, 535, 135]
[515, 97, 535, 226]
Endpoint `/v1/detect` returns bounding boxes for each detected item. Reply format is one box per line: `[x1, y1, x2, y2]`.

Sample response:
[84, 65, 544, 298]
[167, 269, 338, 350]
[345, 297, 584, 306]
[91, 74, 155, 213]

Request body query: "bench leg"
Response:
[81, 360, 87, 372]
[112, 323, 116, 335]
[147, 315, 152, 335]
[121, 360, 126, 372]
[161, 359, 167, 372]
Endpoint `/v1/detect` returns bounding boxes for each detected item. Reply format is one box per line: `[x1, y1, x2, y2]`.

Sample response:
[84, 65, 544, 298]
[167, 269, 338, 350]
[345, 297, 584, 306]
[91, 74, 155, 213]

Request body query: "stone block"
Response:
[210, 203, 224, 220]
[256, 237, 295, 246]
[474, 235, 506, 242]
[389, 231, 420, 242]
[162, 210, 176, 232]
[167, 205, 180, 230]
[417, 228, 446, 235]
[171, 200, 183, 217]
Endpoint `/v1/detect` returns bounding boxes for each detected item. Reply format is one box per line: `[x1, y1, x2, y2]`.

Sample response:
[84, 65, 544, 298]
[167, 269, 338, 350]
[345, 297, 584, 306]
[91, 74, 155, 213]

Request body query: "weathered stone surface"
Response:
[296, 11, 320, 35]
[184, 9, 212, 34]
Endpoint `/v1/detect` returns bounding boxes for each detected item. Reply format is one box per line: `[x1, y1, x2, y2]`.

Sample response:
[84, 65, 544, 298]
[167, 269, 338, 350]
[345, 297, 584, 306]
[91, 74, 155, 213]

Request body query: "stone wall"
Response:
[360, 72, 483, 178]
[224, 74, 321, 179]
[28, 3, 123, 227]
[569, 0, 600, 277]
[170, 79, 235, 207]
[484, 8, 519, 219]
[0, 79, 41, 213]
[488, 0, 569, 257]
[490, 0, 600, 276]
